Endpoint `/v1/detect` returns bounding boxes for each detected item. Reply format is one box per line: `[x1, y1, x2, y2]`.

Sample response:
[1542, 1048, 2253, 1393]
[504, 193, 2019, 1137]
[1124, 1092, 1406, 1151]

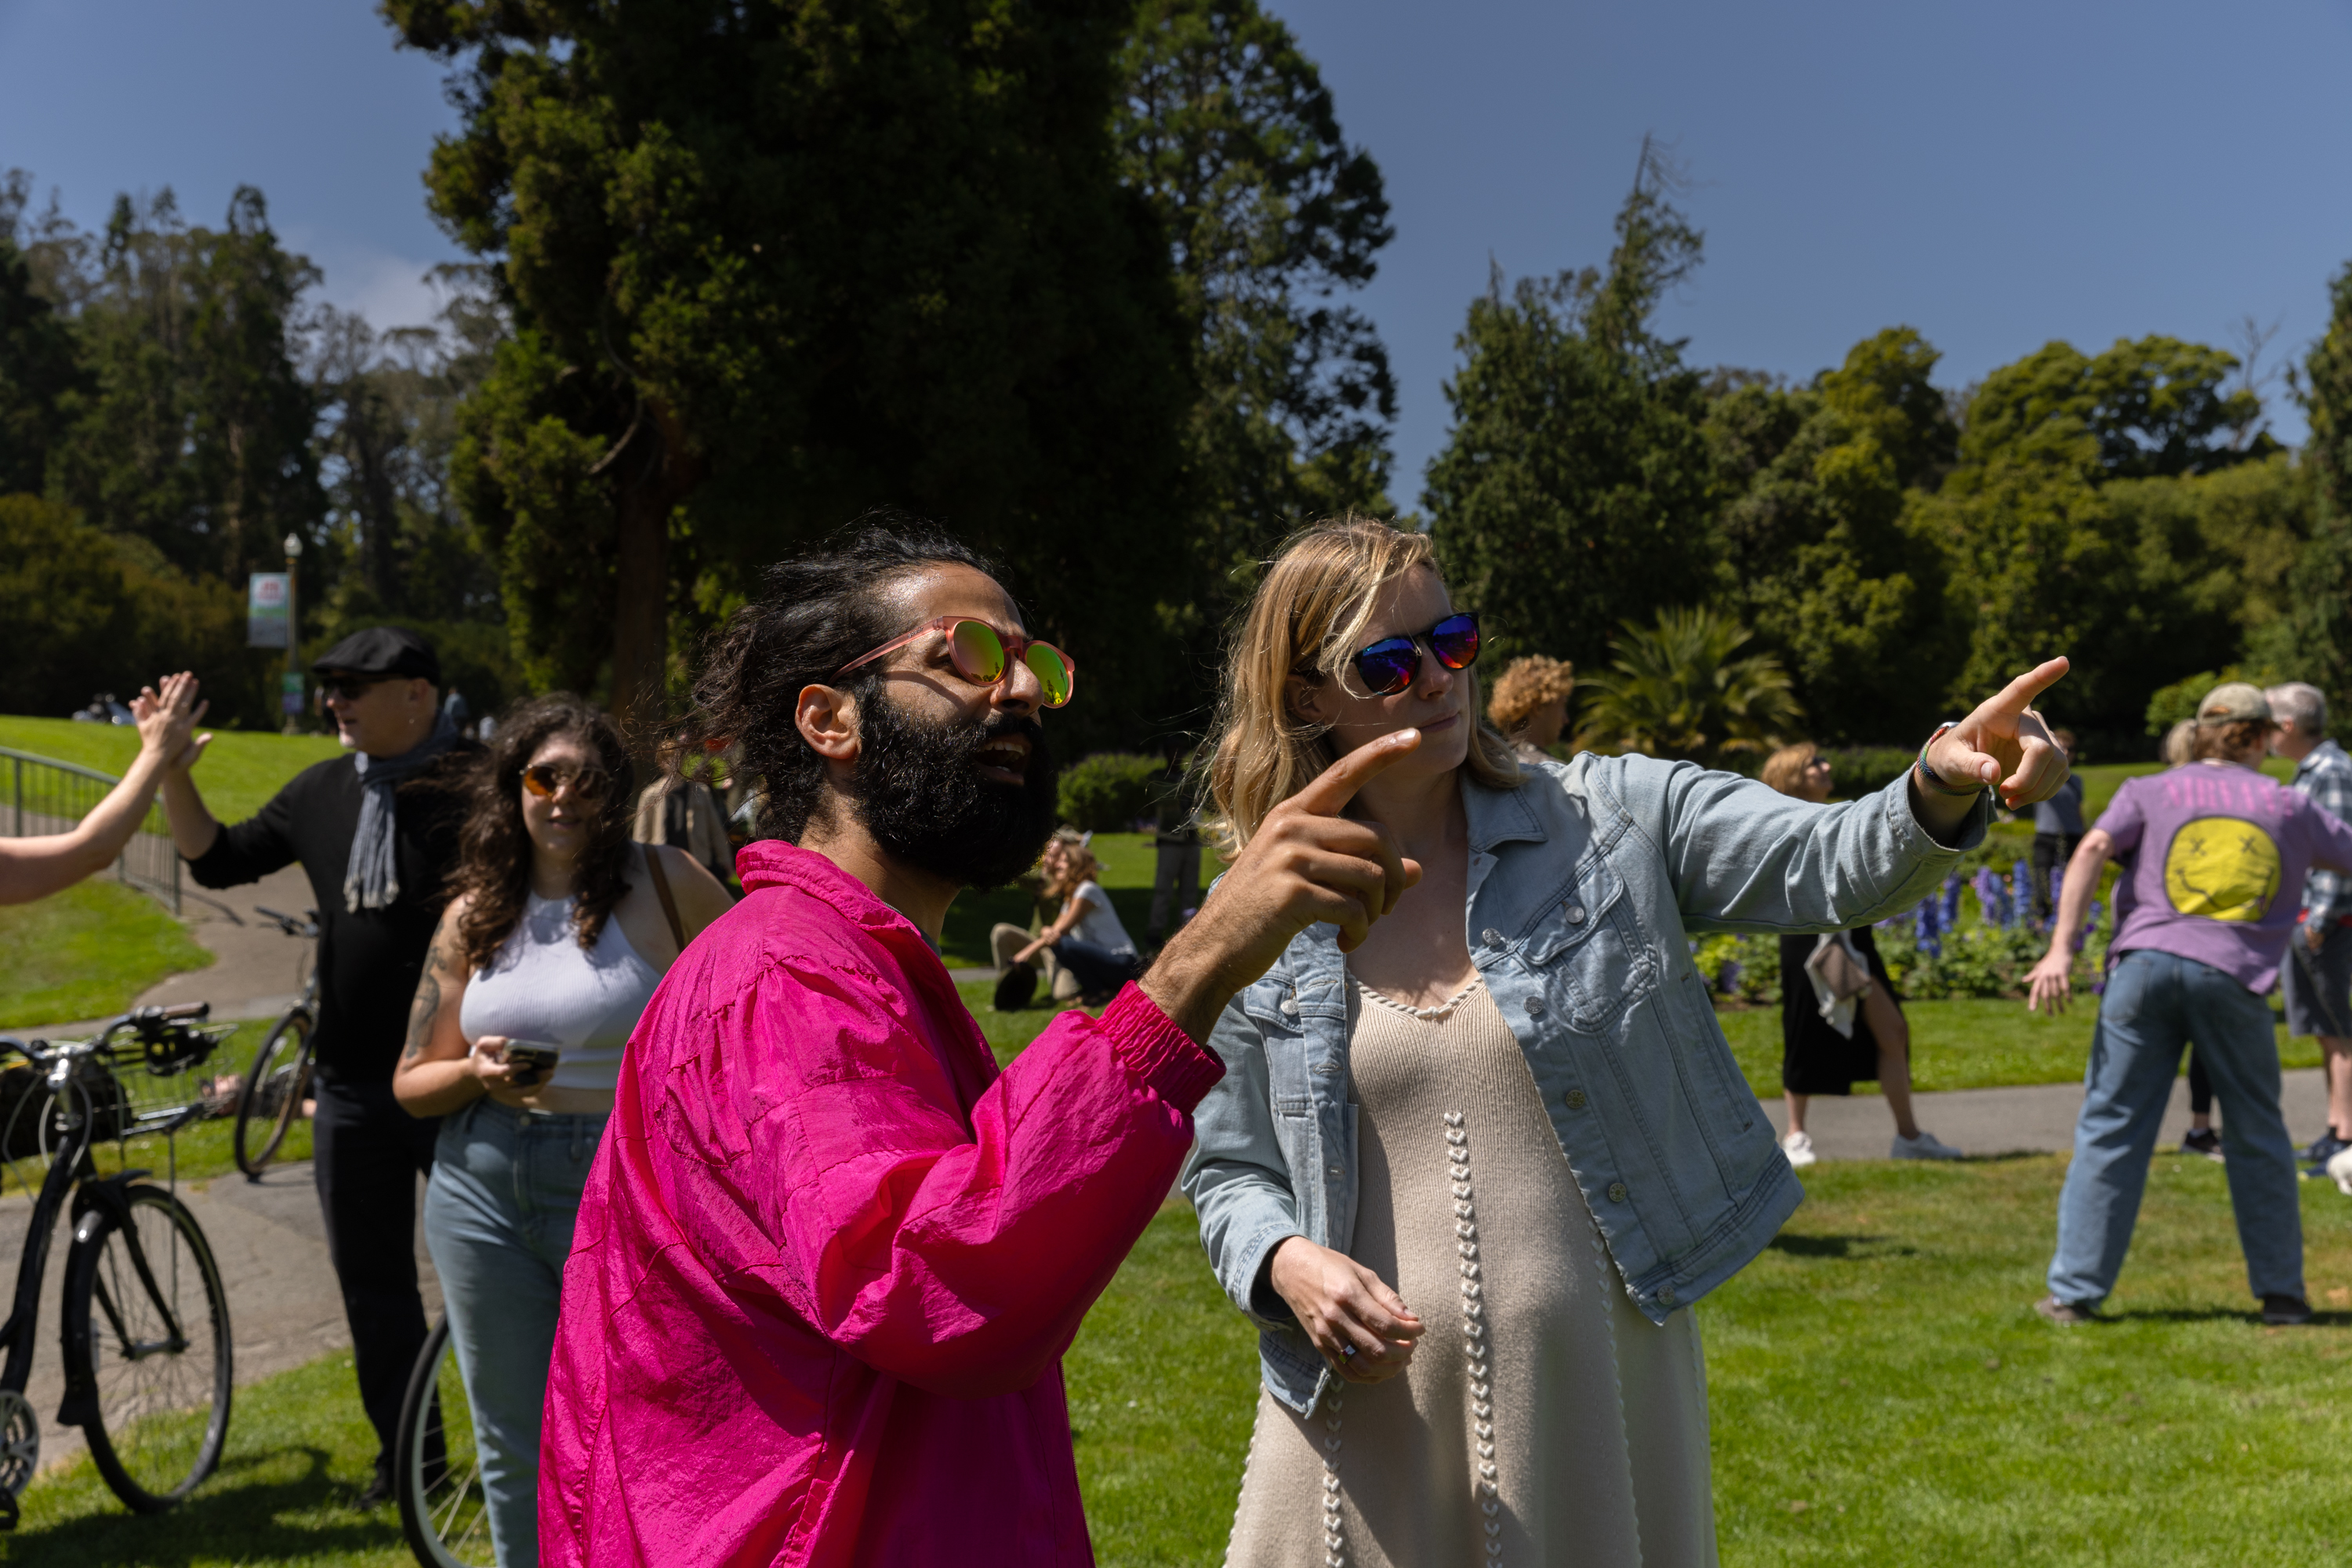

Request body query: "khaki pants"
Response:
[990, 923, 1081, 1001]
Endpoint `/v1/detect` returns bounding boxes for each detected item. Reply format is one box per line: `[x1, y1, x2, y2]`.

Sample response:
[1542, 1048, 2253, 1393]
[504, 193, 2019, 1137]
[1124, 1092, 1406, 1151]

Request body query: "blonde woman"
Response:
[1182, 517, 2068, 1566]
[1487, 655, 1575, 766]
[1760, 742, 1961, 1167]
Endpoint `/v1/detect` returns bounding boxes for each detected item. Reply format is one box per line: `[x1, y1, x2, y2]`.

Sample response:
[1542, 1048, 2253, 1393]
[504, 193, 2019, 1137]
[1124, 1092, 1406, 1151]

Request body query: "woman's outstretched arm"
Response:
[0, 673, 205, 906]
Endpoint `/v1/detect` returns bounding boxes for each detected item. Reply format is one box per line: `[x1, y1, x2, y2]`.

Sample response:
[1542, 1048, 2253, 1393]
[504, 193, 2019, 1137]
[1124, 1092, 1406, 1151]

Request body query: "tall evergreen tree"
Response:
[0, 172, 84, 498]
[1112, 0, 1396, 739]
[41, 187, 324, 585]
[387, 0, 1192, 753]
[1424, 140, 1716, 677]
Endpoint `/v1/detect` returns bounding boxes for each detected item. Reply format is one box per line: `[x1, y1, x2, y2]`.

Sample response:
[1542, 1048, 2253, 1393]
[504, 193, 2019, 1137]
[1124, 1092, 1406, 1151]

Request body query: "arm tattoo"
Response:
[404, 935, 446, 1062]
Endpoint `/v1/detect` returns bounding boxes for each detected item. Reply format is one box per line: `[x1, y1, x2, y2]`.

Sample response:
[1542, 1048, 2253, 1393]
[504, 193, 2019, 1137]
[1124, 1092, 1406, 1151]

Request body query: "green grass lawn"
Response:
[1716, 995, 2326, 1098]
[0, 877, 212, 1029]
[32, 1155, 2352, 1566]
[8, 1348, 412, 1566]
[0, 714, 344, 825]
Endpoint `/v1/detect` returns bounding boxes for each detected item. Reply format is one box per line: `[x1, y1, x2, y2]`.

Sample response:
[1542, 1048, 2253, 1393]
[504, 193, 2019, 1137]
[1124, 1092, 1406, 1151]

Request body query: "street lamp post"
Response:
[282, 532, 303, 735]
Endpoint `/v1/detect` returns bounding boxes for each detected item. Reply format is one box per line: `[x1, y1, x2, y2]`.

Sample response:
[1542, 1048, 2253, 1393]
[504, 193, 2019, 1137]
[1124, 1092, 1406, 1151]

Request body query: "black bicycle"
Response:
[0, 1004, 238, 1528]
[231, 906, 320, 1179]
[394, 1316, 491, 1566]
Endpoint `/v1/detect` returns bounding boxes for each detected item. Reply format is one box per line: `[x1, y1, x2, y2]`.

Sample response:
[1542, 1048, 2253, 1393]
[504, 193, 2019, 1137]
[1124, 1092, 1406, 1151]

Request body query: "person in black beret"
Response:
[156, 625, 481, 1505]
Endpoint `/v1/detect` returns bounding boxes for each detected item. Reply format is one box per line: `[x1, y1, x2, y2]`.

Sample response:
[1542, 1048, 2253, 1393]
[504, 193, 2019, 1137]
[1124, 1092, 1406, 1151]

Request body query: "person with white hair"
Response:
[2267, 681, 2352, 1172]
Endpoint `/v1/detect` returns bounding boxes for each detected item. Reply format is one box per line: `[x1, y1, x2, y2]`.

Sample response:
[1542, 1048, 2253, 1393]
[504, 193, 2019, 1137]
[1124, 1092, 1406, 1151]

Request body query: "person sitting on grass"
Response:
[989, 829, 1084, 1007]
[1761, 741, 1962, 1167]
[1007, 831, 1138, 1004]
[0, 673, 204, 906]
[1486, 653, 1575, 766]
[2027, 682, 2352, 1328]
[538, 519, 1426, 1567]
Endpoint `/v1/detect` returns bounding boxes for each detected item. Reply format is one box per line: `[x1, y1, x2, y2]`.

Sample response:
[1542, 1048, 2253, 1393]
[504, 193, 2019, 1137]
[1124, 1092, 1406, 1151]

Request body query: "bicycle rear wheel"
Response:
[232, 1010, 314, 1179]
[62, 1185, 233, 1511]
[396, 1317, 492, 1567]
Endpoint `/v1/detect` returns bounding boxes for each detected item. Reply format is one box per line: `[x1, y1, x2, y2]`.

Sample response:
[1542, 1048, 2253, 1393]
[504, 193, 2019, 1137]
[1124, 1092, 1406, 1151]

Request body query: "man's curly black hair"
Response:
[674, 510, 1007, 843]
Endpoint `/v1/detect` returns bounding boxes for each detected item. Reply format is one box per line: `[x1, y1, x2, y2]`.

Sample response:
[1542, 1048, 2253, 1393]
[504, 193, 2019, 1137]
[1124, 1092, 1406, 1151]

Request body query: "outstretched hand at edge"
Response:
[1926, 657, 2072, 812]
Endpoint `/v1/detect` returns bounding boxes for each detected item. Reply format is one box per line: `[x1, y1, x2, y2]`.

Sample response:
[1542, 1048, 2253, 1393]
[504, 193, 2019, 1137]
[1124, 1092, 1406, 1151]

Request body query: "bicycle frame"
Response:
[0, 1015, 219, 1527]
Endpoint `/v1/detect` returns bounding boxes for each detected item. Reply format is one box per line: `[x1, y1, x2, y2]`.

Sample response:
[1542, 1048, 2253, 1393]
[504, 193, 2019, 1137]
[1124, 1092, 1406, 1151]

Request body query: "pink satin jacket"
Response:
[538, 840, 1221, 1566]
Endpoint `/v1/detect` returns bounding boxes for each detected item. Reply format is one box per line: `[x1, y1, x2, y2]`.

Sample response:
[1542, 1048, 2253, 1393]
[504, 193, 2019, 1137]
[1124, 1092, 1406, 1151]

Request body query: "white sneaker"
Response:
[1780, 1131, 1817, 1168]
[1892, 1129, 1963, 1160]
[2326, 1145, 2352, 1198]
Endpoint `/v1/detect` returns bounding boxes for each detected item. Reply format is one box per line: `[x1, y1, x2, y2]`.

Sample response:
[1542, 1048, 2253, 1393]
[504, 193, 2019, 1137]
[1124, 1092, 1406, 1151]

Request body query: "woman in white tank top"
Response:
[393, 696, 732, 1568]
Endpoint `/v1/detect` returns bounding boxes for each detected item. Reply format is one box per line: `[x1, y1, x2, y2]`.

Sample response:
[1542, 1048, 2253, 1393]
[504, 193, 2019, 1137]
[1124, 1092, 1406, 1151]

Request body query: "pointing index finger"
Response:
[1290, 728, 1423, 819]
[1980, 656, 2071, 721]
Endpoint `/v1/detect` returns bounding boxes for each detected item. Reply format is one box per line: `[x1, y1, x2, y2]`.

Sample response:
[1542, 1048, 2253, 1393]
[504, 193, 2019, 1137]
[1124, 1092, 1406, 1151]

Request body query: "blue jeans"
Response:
[2048, 949, 2303, 1308]
[1052, 936, 1138, 1000]
[423, 1099, 608, 1568]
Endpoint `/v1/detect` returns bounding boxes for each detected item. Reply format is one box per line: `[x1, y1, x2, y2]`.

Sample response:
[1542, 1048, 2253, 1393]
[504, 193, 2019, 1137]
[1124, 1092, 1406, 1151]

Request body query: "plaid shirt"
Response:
[2295, 738, 2352, 925]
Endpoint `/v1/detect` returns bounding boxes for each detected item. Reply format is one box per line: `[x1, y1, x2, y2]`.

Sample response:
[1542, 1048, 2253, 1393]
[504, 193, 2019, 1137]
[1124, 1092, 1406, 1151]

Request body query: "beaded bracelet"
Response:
[1915, 720, 1987, 797]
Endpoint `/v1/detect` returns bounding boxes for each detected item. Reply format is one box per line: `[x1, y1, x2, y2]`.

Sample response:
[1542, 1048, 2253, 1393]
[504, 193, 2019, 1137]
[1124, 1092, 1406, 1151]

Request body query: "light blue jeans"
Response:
[423, 1098, 608, 1568]
[2048, 948, 2303, 1308]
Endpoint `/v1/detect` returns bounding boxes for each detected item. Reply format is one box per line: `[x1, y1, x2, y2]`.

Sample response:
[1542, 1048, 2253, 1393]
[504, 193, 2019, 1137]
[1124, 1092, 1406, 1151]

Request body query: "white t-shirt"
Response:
[1068, 880, 1137, 955]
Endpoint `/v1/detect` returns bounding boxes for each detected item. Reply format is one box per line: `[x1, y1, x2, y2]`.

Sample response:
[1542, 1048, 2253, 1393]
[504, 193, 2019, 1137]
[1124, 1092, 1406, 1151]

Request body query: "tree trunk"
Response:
[605, 397, 702, 768]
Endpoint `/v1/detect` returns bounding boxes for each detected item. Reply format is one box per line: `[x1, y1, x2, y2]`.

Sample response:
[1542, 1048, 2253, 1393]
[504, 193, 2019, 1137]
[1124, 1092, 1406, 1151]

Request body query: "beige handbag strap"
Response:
[642, 844, 688, 952]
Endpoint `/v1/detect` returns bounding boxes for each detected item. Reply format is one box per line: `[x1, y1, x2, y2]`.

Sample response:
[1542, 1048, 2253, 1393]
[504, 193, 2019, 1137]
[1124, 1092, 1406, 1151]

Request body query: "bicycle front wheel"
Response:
[62, 1185, 233, 1511]
[396, 1317, 492, 1567]
[233, 1009, 314, 1178]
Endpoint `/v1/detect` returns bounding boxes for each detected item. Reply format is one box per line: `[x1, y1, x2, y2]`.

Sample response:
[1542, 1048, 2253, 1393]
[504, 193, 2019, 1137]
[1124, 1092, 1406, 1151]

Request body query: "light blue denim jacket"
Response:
[1179, 751, 1986, 1414]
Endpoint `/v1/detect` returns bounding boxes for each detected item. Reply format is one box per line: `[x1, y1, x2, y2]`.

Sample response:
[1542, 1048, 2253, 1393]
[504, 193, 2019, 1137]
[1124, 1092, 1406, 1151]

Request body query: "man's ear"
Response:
[1284, 672, 1325, 726]
[797, 684, 861, 764]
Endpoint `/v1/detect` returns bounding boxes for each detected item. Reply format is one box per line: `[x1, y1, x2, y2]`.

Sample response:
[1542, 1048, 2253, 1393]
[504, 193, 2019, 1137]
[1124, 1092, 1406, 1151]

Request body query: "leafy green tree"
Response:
[1115, 0, 1396, 681]
[1911, 333, 2298, 739]
[1425, 142, 1716, 676]
[0, 173, 84, 498]
[38, 187, 325, 585]
[1708, 328, 1955, 742]
[0, 494, 273, 724]
[2247, 263, 2352, 727]
[1573, 604, 1800, 768]
[387, 0, 1193, 753]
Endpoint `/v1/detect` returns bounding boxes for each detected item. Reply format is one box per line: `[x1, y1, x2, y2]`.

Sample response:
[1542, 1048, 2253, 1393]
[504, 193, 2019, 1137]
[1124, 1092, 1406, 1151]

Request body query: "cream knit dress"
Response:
[1223, 978, 1717, 1568]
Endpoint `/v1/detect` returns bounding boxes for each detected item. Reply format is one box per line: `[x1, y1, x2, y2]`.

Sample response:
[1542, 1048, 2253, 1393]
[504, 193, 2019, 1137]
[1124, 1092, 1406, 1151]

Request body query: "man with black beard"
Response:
[540, 521, 1425, 1567]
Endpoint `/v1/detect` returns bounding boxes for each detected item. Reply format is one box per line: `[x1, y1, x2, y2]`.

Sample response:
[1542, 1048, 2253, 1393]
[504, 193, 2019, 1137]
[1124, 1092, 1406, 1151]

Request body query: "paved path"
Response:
[25, 862, 318, 1040]
[1760, 1065, 2333, 1163]
[0, 1162, 434, 1474]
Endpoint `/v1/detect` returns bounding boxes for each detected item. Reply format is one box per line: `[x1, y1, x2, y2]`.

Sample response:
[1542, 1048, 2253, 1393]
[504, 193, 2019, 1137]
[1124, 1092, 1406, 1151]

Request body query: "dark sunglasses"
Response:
[319, 675, 399, 702]
[1352, 612, 1481, 697]
[837, 615, 1077, 709]
[521, 763, 612, 804]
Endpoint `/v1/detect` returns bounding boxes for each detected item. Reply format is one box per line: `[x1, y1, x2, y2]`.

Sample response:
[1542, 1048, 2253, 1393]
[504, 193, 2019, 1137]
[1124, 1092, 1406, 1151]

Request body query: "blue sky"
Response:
[5, 0, 2350, 496]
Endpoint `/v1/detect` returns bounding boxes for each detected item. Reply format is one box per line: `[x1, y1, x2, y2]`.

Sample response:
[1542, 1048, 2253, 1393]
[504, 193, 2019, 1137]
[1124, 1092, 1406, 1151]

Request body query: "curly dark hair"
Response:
[676, 512, 1004, 844]
[448, 694, 637, 974]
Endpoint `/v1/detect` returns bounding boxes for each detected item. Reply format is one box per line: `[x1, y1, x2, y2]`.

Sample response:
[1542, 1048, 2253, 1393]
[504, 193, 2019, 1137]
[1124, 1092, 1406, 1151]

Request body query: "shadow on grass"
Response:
[1767, 1232, 1915, 1259]
[13, 1443, 405, 1566]
[2101, 1306, 2352, 1328]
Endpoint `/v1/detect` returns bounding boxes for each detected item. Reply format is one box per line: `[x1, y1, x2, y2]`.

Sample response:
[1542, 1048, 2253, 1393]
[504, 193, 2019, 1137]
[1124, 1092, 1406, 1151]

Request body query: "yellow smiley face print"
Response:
[2163, 816, 2282, 923]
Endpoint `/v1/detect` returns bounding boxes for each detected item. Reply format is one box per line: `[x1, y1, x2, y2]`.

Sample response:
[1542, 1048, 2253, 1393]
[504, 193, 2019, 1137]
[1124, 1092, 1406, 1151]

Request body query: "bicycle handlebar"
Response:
[254, 905, 321, 939]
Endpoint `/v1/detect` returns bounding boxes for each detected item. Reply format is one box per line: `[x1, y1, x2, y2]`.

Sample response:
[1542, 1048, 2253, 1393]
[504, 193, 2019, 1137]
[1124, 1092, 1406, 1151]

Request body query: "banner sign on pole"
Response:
[247, 573, 291, 648]
[281, 673, 306, 717]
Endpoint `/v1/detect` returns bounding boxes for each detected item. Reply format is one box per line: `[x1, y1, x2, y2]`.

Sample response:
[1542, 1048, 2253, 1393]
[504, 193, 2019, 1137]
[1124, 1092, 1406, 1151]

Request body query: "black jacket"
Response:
[187, 745, 477, 1083]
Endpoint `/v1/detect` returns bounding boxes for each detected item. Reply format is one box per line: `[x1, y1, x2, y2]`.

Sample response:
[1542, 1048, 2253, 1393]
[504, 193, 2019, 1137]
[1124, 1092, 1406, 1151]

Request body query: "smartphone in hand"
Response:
[501, 1040, 562, 1088]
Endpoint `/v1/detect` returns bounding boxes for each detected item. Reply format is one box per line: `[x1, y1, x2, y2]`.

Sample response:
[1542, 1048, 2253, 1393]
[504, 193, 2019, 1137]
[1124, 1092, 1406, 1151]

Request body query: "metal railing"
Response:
[1, 747, 181, 915]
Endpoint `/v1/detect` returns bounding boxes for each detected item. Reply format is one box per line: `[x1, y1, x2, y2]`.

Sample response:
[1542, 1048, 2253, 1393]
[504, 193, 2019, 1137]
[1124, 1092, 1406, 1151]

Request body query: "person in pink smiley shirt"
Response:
[539, 521, 1427, 1567]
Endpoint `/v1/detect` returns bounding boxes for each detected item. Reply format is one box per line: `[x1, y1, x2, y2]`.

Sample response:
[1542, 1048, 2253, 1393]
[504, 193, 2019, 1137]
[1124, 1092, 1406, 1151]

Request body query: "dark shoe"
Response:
[2180, 1127, 2223, 1162]
[2300, 1131, 2348, 1163]
[2261, 1293, 2314, 1326]
[992, 962, 1038, 1012]
[355, 1469, 394, 1508]
[2034, 1294, 2098, 1326]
